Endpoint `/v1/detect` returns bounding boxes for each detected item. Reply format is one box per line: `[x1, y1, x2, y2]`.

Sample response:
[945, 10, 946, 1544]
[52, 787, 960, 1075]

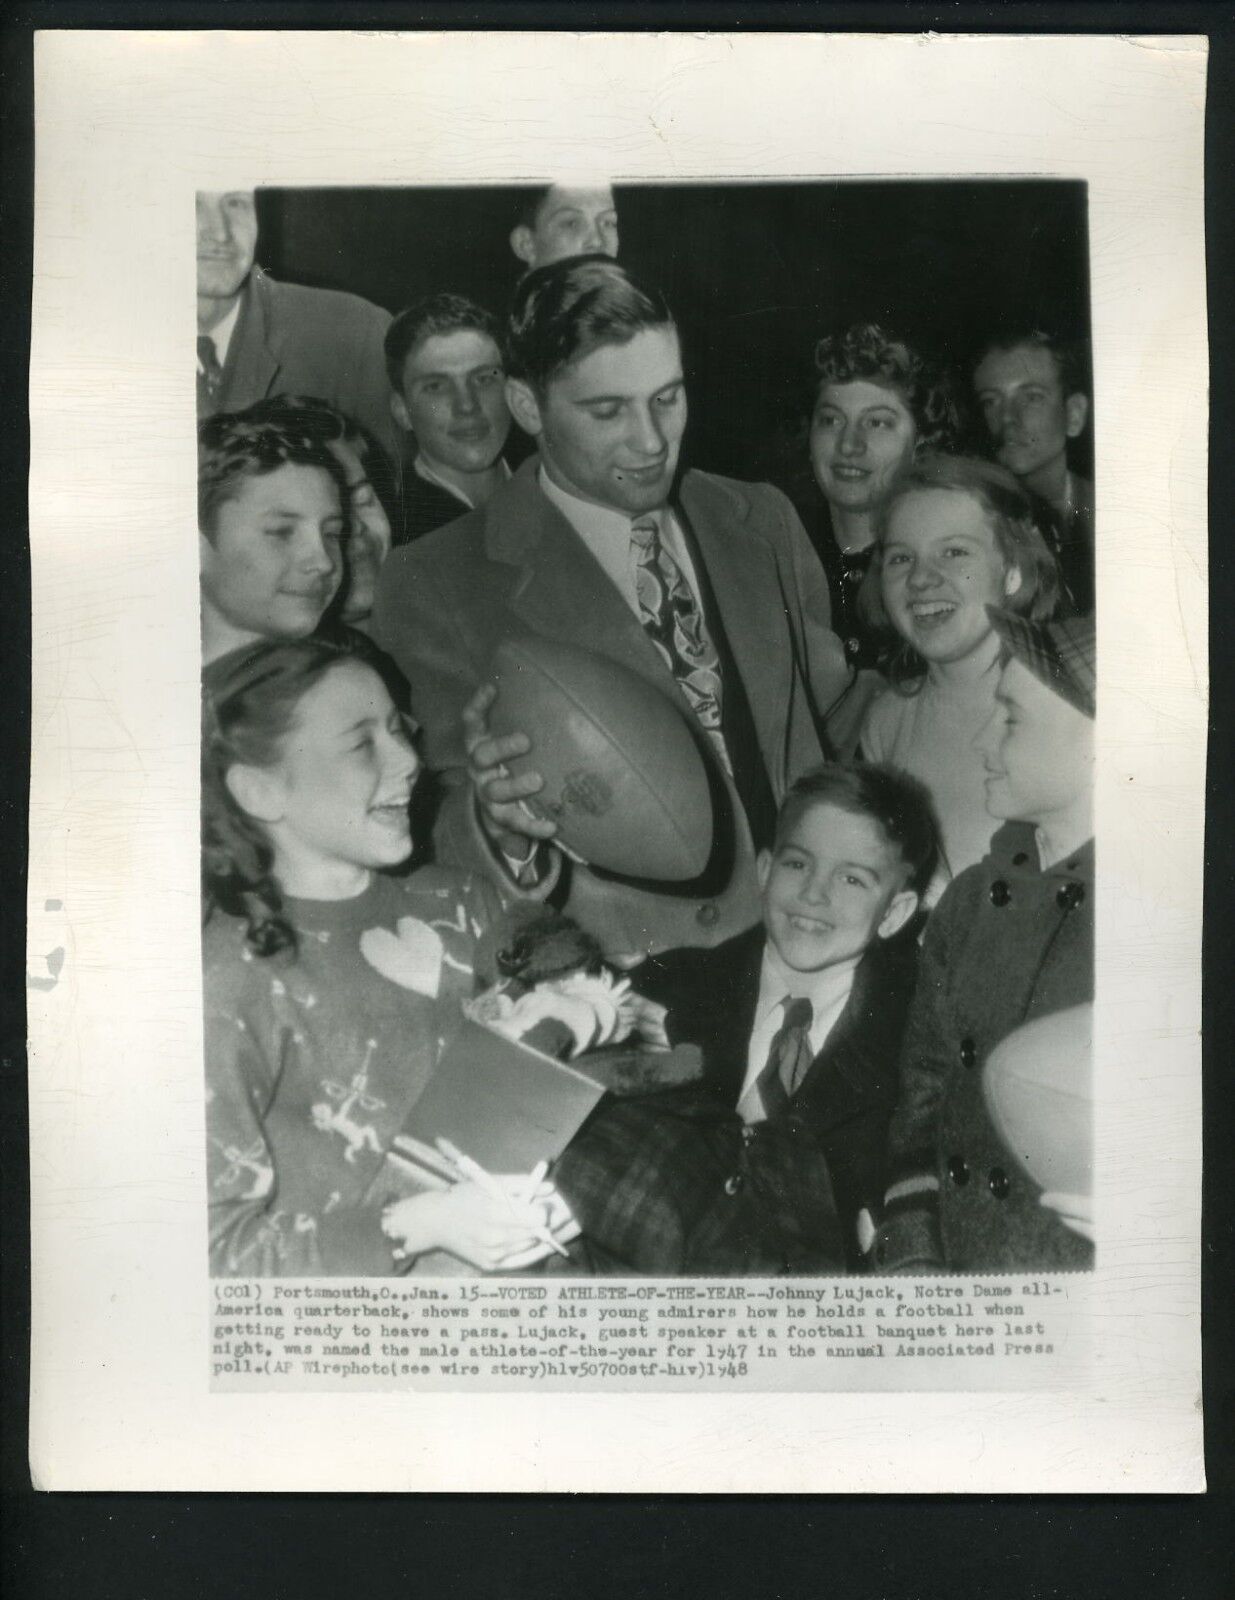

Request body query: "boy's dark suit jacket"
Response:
[552, 926, 918, 1275]
[395, 465, 470, 547]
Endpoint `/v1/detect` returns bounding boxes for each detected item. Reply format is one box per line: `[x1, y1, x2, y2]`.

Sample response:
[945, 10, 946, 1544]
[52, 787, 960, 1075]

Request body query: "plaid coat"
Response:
[550, 929, 919, 1274]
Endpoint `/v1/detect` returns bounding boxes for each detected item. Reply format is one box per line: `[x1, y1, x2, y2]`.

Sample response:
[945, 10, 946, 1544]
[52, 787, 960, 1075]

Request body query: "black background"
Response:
[3, 6, 1232, 1600]
[263, 178, 1092, 482]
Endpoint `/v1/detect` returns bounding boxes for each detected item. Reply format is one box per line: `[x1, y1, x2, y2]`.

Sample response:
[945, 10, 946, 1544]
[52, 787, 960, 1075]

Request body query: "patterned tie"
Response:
[197, 334, 223, 408]
[631, 514, 731, 774]
[754, 996, 815, 1119]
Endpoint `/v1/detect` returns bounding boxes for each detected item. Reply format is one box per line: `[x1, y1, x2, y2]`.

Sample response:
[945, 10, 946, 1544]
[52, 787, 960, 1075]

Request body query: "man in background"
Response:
[196, 189, 398, 464]
[509, 183, 620, 270]
[972, 330, 1094, 613]
[384, 294, 513, 544]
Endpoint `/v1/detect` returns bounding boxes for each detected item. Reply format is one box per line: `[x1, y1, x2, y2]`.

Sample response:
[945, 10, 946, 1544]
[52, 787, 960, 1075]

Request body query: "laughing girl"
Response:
[859, 455, 1059, 896]
[202, 636, 574, 1276]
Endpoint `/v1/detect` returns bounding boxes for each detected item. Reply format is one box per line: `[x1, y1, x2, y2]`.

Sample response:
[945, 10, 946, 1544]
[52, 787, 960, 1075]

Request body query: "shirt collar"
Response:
[538, 465, 661, 544]
[991, 820, 1094, 881]
[756, 944, 861, 1029]
[199, 297, 241, 370]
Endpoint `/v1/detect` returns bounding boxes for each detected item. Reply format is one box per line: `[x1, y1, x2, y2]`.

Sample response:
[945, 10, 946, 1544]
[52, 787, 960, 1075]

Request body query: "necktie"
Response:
[754, 996, 814, 1119]
[197, 334, 223, 408]
[630, 515, 731, 774]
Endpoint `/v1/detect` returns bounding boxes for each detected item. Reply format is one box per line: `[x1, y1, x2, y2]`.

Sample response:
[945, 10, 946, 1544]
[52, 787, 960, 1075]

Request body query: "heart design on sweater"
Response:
[360, 916, 444, 998]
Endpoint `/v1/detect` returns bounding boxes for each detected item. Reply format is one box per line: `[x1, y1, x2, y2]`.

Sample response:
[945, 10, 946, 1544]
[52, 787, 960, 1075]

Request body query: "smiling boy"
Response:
[384, 295, 513, 544]
[548, 764, 939, 1273]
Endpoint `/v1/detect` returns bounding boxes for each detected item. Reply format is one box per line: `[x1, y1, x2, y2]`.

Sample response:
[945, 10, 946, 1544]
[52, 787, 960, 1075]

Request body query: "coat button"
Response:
[989, 880, 1011, 907]
[948, 1155, 969, 1187]
[846, 636, 861, 656]
[696, 902, 720, 928]
[988, 1167, 1010, 1200]
[740, 1125, 757, 1146]
[1056, 882, 1085, 911]
[723, 1173, 744, 1196]
[1012, 852, 1029, 866]
[959, 1036, 977, 1069]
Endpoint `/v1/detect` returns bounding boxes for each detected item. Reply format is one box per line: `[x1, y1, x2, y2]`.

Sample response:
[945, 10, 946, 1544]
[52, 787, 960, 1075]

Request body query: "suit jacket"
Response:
[549, 930, 917, 1276]
[371, 458, 851, 958]
[202, 266, 400, 466]
[638, 924, 919, 1259]
[396, 465, 471, 547]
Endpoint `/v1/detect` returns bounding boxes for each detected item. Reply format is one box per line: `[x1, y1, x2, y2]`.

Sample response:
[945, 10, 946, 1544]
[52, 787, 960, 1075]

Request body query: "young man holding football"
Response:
[372, 255, 852, 963]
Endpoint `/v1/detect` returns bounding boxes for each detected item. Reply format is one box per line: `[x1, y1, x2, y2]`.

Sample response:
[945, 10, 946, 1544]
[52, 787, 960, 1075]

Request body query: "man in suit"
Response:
[196, 190, 398, 464]
[972, 330, 1094, 614]
[549, 763, 938, 1273]
[371, 256, 852, 962]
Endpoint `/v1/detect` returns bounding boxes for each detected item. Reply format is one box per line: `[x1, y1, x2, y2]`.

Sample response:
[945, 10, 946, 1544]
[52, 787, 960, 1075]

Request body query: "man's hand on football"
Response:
[462, 683, 558, 860]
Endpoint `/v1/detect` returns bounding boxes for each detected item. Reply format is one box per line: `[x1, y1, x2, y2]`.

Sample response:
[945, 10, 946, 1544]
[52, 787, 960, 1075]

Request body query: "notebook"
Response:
[395, 1016, 608, 1176]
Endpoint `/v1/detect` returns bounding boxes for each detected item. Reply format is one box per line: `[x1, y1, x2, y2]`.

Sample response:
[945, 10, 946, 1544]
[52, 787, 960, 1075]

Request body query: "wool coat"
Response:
[876, 821, 1094, 1274]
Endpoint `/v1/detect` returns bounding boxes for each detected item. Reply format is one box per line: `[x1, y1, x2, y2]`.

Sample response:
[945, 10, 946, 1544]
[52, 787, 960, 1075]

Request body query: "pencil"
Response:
[436, 1138, 570, 1259]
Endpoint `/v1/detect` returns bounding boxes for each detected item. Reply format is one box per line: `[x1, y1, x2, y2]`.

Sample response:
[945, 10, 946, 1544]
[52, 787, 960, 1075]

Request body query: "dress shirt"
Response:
[736, 946, 860, 1123]
[538, 468, 705, 618]
[197, 297, 241, 376]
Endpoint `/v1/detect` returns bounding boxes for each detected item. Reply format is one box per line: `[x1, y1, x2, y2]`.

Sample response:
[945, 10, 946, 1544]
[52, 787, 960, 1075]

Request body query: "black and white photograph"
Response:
[198, 179, 1096, 1283]
[26, 28, 1205, 1491]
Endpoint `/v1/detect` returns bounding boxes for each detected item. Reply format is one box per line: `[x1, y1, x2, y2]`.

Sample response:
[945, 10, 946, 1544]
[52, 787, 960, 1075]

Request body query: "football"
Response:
[487, 635, 714, 881]
[981, 1004, 1093, 1196]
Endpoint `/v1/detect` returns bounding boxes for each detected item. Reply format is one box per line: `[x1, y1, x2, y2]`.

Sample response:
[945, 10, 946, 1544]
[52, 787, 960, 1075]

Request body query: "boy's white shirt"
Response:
[737, 947, 860, 1123]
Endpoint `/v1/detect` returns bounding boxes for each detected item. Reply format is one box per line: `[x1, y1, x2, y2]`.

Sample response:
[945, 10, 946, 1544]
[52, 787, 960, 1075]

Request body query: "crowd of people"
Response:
[198, 183, 1095, 1280]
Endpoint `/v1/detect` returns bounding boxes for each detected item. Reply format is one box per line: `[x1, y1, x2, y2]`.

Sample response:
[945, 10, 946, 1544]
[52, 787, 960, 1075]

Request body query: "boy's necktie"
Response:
[630, 514, 732, 774]
[197, 334, 223, 407]
[754, 995, 815, 1119]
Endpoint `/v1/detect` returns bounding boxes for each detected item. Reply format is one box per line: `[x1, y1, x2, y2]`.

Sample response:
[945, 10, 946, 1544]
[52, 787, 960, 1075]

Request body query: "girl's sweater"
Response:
[204, 866, 502, 1276]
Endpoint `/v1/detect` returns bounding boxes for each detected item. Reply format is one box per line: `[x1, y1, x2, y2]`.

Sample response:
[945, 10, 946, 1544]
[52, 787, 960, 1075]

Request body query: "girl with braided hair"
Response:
[202, 635, 577, 1275]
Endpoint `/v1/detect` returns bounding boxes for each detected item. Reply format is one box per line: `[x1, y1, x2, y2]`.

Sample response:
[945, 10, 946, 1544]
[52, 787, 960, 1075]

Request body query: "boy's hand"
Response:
[462, 683, 558, 861]
[382, 1177, 577, 1272]
[623, 992, 670, 1050]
